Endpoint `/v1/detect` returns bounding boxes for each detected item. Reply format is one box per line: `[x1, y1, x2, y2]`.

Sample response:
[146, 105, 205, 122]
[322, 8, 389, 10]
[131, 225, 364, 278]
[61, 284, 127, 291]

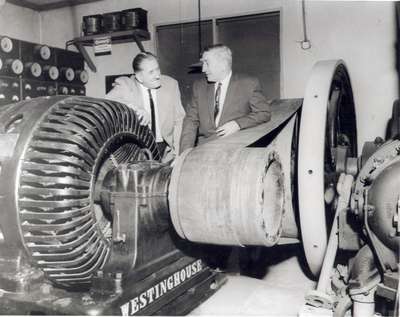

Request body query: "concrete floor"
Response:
[190, 244, 318, 316]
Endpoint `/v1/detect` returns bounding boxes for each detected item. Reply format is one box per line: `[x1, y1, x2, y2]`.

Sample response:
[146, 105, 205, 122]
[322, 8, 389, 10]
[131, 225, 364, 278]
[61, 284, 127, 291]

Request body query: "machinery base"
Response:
[0, 254, 225, 315]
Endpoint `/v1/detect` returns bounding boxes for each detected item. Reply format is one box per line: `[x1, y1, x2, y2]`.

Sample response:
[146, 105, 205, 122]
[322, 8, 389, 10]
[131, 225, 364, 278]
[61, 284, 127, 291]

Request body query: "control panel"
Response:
[0, 35, 88, 106]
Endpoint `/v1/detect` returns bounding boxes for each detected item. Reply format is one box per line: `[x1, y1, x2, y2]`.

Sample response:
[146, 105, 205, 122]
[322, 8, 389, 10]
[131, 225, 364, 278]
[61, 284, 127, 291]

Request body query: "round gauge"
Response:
[12, 95, 19, 102]
[79, 70, 89, 84]
[25, 96, 31, 100]
[64, 68, 75, 82]
[30, 62, 42, 77]
[11, 59, 23, 75]
[39, 45, 51, 60]
[25, 84, 32, 90]
[48, 66, 59, 80]
[1, 37, 13, 53]
[61, 86, 69, 95]
[47, 86, 56, 95]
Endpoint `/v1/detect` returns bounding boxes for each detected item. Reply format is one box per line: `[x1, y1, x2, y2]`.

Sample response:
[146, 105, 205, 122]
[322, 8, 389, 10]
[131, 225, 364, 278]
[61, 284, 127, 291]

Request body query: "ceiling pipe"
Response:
[188, 0, 203, 69]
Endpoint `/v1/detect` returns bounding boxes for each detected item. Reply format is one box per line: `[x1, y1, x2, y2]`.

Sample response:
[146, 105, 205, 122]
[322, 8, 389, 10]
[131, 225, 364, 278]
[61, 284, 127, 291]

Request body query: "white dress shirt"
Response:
[214, 71, 232, 126]
[138, 83, 163, 142]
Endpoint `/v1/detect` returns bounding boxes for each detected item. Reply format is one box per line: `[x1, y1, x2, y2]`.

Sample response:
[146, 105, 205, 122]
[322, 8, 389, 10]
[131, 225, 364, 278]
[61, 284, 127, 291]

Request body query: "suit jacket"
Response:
[105, 74, 185, 160]
[180, 73, 271, 153]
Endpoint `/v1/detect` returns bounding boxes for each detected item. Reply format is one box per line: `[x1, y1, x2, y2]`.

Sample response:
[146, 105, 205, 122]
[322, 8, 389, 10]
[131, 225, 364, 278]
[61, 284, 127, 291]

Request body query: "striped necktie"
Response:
[214, 82, 222, 123]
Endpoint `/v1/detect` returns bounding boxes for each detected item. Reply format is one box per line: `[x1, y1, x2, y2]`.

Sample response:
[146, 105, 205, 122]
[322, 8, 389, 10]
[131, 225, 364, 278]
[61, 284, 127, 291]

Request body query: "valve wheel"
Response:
[298, 60, 357, 276]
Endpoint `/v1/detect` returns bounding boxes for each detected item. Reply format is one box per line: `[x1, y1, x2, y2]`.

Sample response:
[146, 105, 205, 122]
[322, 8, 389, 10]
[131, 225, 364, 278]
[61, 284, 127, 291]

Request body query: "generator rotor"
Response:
[0, 96, 158, 288]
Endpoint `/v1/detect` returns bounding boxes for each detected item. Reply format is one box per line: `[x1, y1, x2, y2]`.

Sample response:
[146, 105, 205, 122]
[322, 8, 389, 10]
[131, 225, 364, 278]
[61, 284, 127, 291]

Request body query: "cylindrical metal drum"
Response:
[169, 147, 285, 247]
[82, 14, 103, 35]
[102, 12, 122, 33]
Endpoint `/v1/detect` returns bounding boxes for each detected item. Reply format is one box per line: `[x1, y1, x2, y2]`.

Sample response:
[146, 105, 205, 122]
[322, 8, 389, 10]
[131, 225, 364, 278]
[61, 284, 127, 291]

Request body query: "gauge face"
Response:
[48, 86, 56, 95]
[39, 45, 51, 60]
[65, 68, 75, 81]
[79, 70, 89, 84]
[11, 59, 23, 75]
[31, 62, 42, 77]
[61, 86, 68, 94]
[0, 37, 13, 53]
[48, 66, 59, 80]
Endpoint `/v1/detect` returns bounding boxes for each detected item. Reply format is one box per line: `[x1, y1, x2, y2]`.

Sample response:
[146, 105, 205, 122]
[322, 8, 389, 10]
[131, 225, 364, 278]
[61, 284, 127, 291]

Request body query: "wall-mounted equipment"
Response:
[82, 8, 148, 36]
[0, 35, 88, 106]
[75, 8, 149, 72]
[102, 11, 122, 33]
[82, 14, 103, 35]
[121, 8, 148, 31]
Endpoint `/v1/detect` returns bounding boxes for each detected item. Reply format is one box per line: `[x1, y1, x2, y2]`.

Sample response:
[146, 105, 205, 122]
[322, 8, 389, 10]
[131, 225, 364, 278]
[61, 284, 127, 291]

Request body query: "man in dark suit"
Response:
[179, 44, 271, 273]
[180, 44, 271, 153]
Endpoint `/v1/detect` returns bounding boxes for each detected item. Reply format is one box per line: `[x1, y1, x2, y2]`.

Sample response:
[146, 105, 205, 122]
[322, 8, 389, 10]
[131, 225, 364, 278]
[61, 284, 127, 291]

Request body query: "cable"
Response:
[301, 0, 311, 50]
[198, 0, 202, 57]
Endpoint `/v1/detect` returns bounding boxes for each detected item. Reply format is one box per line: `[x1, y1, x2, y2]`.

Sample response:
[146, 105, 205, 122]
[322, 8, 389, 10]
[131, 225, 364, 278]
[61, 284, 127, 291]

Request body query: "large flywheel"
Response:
[0, 96, 158, 288]
[298, 60, 358, 276]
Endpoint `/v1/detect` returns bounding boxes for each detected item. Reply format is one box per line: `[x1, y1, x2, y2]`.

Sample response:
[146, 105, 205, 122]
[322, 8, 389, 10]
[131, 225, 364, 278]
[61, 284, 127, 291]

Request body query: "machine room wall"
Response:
[0, 1, 40, 43]
[282, 1, 398, 147]
[0, 0, 398, 149]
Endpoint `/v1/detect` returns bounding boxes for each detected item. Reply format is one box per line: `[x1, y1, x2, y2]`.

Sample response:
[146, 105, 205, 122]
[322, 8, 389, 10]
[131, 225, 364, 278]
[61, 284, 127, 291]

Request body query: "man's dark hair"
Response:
[132, 51, 157, 73]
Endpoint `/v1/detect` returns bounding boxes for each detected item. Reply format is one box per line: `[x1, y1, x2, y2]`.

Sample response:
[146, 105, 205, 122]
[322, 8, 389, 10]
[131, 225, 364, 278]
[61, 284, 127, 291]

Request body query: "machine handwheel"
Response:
[297, 60, 357, 276]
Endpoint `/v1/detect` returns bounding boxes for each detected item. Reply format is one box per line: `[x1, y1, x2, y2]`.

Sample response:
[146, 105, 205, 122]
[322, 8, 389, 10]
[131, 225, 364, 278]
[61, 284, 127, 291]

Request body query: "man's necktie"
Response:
[147, 89, 156, 138]
[214, 82, 222, 123]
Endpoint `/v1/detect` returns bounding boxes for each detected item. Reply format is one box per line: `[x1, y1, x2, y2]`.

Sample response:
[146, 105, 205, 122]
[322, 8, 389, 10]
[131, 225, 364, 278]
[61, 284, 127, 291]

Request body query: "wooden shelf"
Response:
[72, 29, 150, 46]
[68, 29, 151, 73]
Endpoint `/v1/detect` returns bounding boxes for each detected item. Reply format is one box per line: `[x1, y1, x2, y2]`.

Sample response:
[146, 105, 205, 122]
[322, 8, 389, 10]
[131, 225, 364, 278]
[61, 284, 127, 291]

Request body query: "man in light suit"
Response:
[106, 52, 185, 162]
[180, 44, 271, 153]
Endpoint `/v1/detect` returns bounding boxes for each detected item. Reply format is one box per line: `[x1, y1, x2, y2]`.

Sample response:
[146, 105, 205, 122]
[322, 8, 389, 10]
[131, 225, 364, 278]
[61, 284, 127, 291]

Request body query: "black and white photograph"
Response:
[0, 0, 398, 316]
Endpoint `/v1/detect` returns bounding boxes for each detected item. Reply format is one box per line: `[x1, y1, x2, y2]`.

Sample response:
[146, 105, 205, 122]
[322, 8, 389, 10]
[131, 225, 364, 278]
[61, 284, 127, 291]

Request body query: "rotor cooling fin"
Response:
[1, 96, 158, 288]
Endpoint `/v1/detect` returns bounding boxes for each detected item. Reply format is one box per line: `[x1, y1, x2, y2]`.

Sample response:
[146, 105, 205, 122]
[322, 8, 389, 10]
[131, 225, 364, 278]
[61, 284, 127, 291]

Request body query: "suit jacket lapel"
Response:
[131, 76, 145, 109]
[206, 82, 215, 126]
[219, 73, 237, 123]
[157, 80, 168, 130]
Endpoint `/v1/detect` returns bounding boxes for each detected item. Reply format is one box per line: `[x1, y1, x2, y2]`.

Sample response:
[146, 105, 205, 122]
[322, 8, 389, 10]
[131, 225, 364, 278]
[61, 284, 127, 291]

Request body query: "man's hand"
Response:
[135, 108, 150, 126]
[216, 120, 240, 137]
